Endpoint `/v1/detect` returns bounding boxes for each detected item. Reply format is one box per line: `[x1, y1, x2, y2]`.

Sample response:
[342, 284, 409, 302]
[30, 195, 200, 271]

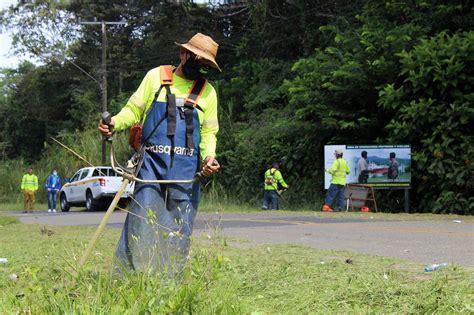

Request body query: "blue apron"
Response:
[116, 85, 202, 274]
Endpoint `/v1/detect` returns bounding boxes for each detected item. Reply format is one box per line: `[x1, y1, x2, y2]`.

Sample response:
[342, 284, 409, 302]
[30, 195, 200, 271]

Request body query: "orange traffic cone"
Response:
[322, 204, 333, 212]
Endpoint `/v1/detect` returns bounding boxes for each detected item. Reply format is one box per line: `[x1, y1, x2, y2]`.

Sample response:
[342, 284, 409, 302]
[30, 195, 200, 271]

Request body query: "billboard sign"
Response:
[324, 145, 411, 189]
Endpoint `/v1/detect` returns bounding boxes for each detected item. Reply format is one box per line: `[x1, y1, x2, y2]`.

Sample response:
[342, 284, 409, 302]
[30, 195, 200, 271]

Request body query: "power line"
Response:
[100, 5, 326, 70]
[64, 58, 101, 86]
[61, 5, 330, 103]
[62, 3, 326, 73]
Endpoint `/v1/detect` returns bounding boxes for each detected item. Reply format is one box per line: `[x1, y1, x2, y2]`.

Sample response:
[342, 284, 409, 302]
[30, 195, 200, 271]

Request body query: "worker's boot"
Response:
[322, 204, 333, 212]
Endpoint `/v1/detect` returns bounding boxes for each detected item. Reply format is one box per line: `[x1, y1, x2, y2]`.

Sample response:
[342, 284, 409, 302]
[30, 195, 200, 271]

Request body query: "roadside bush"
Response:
[379, 31, 474, 214]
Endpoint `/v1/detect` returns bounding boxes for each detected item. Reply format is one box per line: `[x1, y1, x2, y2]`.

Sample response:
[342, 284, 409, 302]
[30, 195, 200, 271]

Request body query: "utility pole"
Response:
[79, 19, 126, 164]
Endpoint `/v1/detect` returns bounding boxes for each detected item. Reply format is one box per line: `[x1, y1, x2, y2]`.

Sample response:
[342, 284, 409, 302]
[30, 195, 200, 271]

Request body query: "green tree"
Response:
[0, 61, 81, 160]
[379, 31, 474, 214]
[279, 1, 473, 211]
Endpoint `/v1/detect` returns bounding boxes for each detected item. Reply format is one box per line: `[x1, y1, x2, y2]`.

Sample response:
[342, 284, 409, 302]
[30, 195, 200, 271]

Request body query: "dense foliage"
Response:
[0, 0, 472, 213]
[379, 31, 474, 213]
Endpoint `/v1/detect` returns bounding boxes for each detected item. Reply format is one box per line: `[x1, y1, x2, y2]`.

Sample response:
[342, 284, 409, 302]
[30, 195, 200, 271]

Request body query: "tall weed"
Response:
[0, 222, 243, 314]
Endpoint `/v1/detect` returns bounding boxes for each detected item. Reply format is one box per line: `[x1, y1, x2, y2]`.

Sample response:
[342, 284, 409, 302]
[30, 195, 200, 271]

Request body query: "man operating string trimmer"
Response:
[98, 33, 221, 274]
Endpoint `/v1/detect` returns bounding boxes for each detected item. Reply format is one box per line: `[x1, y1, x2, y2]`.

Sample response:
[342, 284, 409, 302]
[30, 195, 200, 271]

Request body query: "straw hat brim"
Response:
[175, 42, 222, 72]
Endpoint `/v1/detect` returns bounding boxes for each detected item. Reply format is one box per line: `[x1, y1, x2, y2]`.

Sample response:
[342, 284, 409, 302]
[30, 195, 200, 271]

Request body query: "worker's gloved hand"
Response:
[201, 156, 220, 177]
[98, 118, 115, 137]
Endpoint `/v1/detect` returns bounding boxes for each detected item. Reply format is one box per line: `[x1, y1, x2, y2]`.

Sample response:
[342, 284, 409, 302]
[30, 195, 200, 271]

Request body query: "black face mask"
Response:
[182, 58, 208, 80]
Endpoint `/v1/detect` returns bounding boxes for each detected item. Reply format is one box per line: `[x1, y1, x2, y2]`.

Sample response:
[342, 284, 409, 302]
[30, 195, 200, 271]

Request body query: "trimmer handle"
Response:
[101, 111, 113, 141]
[101, 111, 112, 125]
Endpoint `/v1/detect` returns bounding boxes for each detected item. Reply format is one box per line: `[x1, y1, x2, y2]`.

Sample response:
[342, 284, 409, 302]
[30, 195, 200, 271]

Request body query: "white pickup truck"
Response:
[59, 166, 134, 211]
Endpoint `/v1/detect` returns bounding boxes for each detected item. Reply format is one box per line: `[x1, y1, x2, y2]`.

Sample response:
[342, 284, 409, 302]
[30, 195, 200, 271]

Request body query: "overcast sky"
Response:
[0, 0, 21, 69]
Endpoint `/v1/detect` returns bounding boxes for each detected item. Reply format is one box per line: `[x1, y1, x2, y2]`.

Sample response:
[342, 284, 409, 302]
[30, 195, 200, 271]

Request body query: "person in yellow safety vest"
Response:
[323, 150, 350, 212]
[21, 167, 38, 213]
[262, 162, 289, 210]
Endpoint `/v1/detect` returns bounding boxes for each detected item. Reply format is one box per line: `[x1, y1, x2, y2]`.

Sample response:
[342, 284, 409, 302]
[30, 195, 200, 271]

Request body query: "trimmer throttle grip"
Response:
[101, 111, 112, 125]
[101, 111, 113, 141]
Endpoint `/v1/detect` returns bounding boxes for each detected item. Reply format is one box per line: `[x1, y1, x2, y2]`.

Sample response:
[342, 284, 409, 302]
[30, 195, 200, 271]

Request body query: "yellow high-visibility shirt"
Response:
[21, 174, 38, 191]
[113, 67, 218, 160]
[264, 168, 288, 190]
[326, 158, 350, 185]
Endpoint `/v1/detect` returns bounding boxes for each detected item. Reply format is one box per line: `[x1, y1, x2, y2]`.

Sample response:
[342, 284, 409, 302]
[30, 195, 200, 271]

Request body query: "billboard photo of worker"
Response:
[324, 145, 411, 189]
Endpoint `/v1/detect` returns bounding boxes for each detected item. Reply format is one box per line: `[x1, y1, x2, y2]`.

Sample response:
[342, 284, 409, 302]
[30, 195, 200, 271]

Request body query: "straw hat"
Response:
[175, 33, 221, 71]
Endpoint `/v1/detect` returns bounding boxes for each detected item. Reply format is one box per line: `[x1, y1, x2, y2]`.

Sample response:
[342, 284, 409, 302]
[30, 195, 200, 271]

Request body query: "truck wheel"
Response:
[118, 198, 130, 209]
[85, 190, 98, 211]
[60, 193, 70, 212]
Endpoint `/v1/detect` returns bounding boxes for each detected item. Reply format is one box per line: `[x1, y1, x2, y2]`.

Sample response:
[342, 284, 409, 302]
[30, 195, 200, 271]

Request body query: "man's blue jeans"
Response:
[47, 191, 57, 210]
[324, 184, 345, 210]
[262, 190, 279, 210]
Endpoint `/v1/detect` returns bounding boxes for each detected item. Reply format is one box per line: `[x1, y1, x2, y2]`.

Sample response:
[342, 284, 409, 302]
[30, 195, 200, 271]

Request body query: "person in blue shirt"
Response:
[45, 169, 61, 213]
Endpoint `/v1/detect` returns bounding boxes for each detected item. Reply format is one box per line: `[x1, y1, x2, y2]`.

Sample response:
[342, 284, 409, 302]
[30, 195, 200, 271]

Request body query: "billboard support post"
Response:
[404, 189, 409, 213]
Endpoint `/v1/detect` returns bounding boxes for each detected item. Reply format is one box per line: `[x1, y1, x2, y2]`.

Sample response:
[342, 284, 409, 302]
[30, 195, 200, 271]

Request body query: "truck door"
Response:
[75, 169, 91, 203]
[67, 170, 82, 202]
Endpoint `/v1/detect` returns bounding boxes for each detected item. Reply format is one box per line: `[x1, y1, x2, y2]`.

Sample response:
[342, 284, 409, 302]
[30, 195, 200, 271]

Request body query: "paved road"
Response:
[12, 211, 474, 266]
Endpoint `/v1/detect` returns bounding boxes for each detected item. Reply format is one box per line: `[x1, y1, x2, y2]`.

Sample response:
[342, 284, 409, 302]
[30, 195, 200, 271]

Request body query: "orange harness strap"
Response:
[160, 65, 174, 85]
[185, 78, 207, 111]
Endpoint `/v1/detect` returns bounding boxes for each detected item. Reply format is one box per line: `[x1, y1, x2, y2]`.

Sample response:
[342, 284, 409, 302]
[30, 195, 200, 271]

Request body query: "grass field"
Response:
[0, 212, 473, 314]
